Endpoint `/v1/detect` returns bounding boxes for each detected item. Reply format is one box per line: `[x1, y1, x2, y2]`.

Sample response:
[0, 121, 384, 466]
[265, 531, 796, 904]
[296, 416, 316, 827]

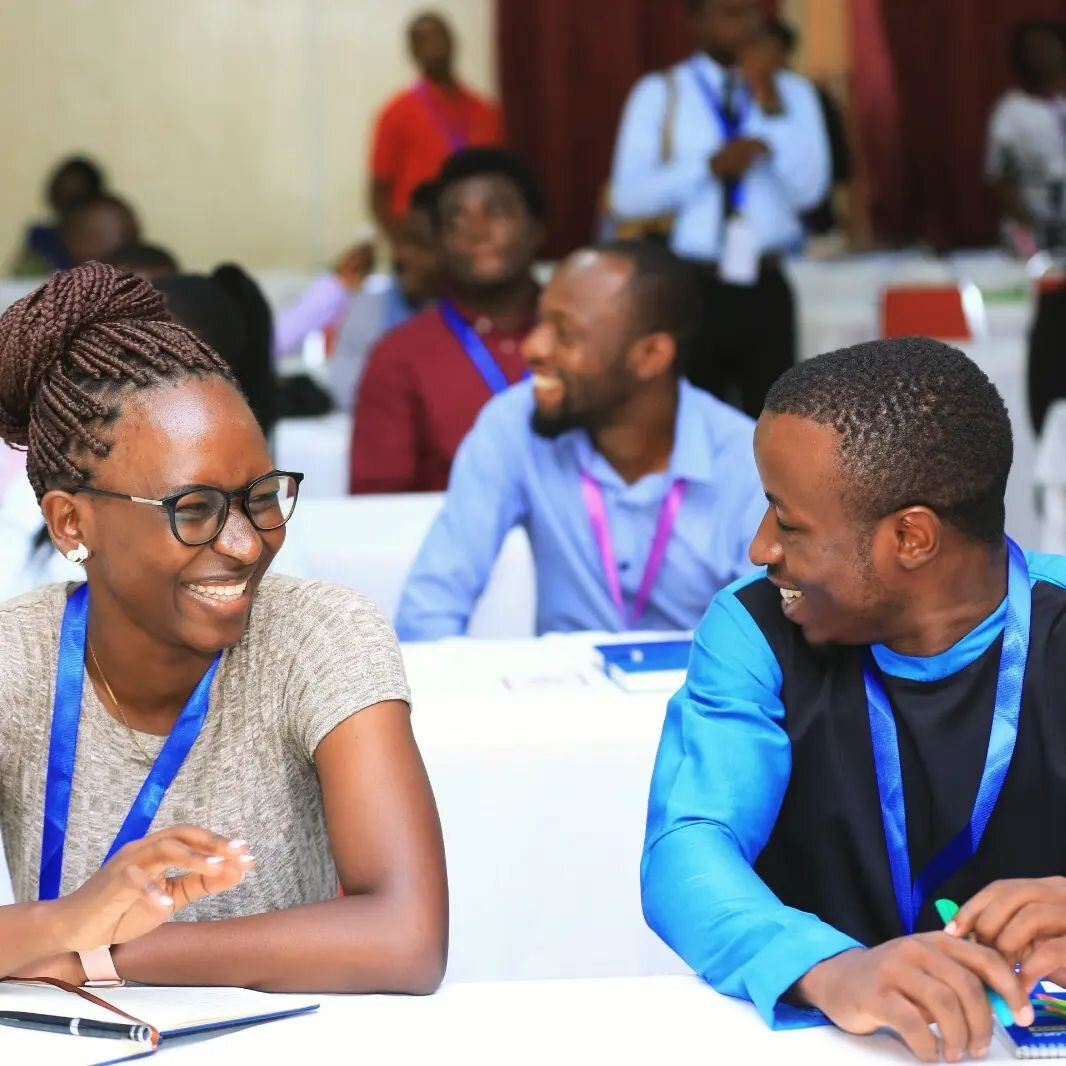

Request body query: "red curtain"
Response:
[497, 0, 777, 258]
[851, 0, 1066, 249]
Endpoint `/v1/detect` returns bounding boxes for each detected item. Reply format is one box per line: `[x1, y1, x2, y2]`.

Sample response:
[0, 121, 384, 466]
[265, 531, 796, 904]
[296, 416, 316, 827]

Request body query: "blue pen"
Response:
[935, 898, 1020, 1028]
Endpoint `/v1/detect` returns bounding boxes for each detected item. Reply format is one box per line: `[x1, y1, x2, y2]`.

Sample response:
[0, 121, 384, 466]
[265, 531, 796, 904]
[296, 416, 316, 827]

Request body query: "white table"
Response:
[274, 412, 352, 499]
[404, 633, 688, 984]
[271, 492, 536, 638]
[123, 975, 1024, 1065]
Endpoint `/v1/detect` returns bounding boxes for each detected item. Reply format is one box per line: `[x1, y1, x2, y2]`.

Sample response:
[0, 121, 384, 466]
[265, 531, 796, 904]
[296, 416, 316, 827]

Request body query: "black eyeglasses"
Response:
[69, 471, 304, 547]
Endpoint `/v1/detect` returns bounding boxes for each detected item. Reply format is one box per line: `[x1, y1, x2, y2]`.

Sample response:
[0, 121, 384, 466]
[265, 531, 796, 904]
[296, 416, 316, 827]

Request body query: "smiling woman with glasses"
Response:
[0, 264, 446, 995]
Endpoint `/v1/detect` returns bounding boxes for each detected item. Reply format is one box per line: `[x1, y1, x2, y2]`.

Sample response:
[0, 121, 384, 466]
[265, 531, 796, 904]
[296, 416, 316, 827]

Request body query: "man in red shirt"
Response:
[350, 148, 544, 494]
[370, 11, 504, 236]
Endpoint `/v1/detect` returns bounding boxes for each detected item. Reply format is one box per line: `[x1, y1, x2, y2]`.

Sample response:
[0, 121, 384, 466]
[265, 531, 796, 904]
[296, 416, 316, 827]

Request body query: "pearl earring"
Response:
[65, 543, 90, 566]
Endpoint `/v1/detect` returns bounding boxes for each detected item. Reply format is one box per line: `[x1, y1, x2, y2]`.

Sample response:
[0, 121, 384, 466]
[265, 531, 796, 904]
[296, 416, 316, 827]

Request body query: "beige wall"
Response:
[0, 0, 496, 273]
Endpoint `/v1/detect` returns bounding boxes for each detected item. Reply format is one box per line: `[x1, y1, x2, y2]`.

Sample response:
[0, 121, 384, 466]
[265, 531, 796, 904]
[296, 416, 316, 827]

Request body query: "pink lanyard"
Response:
[416, 82, 469, 151]
[580, 472, 687, 628]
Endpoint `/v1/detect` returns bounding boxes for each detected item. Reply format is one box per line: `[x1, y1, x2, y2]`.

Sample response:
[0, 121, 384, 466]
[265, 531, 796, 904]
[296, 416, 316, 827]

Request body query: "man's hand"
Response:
[334, 242, 376, 289]
[796, 936, 1032, 1062]
[710, 137, 769, 180]
[953, 877, 1066, 988]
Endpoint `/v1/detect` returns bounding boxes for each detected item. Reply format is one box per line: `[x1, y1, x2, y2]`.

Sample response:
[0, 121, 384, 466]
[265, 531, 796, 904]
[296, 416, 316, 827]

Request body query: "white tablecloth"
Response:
[787, 250, 1034, 362]
[81, 974, 1027, 1065]
[274, 413, 352, 499]
[404, 633, 687, 983]
[272, 492, 535, 637]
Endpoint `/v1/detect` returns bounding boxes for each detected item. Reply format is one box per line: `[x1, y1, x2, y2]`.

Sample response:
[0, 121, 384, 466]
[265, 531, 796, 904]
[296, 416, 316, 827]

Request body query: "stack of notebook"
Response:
[594, 638, 692, 693]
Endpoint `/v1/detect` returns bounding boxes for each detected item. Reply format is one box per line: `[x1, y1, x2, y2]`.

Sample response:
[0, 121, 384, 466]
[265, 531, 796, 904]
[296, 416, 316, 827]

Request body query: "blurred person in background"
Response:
[271, 241, 376, 361]
[986, 19, 1066, 257]
[102, 243, 180, 282]
[762, 18, 851, 241]
[273, 183, 443, 413]
[10, 156, 106, 276]
[157, 266, 280, 441]
[369, 10, 503, 238]
[350, 149, 541, 495]
[396, 240, 764, 640]
[60, 194, 141, 268]
[610, 0, 829, 418]
[328, 182, 444, 413]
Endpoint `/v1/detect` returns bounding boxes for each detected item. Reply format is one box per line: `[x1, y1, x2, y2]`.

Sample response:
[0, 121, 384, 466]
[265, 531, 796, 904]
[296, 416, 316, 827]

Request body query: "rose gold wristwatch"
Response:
[79, 946, 124, 988]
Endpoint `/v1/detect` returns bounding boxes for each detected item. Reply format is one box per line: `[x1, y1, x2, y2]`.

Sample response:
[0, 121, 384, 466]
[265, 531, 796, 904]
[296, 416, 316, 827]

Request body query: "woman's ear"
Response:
[40, 490, 90, 558]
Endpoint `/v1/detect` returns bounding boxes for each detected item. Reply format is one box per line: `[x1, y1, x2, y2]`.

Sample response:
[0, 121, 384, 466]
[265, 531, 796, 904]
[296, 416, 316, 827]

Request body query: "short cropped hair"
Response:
[595, 239, 703, 376]
[432, 148, 546, 223]
[764, 337, 1013, 544]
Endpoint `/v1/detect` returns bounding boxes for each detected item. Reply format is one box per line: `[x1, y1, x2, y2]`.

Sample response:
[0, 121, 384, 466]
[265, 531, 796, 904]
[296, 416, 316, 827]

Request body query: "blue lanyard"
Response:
[689, 59, 751, 213]
[38, 584, 221, 900]
[439, 300, 518, 396]
[865, 538, 1030, 934]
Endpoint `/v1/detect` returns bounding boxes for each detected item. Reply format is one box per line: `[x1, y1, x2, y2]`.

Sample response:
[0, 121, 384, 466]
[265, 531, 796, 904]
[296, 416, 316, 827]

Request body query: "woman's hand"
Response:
[46, 826, 253, 954]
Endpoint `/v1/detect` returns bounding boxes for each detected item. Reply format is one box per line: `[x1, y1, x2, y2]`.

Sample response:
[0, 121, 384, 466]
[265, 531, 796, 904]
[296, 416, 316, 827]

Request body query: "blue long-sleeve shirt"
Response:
[395, 380, 765, 639]
[643, 553, 1066, 1029]
[610, 53, 830, 262]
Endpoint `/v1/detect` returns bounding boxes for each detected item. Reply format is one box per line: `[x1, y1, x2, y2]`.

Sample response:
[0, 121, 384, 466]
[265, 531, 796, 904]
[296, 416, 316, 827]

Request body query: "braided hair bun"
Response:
[0, 262, 232, 499]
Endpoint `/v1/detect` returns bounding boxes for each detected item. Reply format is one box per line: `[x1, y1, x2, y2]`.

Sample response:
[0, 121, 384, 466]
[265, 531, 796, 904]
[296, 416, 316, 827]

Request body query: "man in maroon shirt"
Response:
[350, 148, 544, 494]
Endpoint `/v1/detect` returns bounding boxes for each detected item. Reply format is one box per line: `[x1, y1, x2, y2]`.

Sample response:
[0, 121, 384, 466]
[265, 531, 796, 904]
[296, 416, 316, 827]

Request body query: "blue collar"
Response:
[871, 596, 1008, 682]
[689, 52, 728, 89]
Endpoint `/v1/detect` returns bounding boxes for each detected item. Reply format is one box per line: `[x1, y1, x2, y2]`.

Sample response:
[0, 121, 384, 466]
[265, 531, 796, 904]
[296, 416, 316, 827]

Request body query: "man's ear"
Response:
[629, 332, 677, 381]
[892, 506, 942, 571]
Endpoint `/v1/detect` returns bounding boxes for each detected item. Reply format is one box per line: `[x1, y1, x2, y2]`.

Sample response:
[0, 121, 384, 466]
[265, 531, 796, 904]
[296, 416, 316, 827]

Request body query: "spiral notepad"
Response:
[1000, 992, 1066, 1059]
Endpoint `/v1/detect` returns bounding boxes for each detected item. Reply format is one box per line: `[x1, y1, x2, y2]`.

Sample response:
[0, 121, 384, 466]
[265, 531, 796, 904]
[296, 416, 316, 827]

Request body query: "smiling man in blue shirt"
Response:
[395, 240, 765, 639]
[643, 338, 1066, 1062]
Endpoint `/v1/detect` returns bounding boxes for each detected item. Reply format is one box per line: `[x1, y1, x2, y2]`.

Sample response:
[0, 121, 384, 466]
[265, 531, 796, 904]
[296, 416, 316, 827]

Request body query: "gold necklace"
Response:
[87, 640, 155, 763]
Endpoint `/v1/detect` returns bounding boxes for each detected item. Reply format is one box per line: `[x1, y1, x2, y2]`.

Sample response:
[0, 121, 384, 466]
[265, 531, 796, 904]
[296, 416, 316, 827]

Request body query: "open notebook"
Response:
[0, 980, 319, 1064]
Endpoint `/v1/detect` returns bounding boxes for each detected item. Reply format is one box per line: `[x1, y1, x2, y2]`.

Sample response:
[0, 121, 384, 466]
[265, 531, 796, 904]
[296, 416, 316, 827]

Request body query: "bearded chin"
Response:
[530, 407, 584, 439]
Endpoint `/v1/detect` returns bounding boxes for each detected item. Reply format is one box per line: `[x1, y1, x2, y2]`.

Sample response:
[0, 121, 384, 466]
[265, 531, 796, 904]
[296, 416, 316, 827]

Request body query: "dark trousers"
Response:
[687, 265, 796, 418]
[1028, 287, 1066, 436]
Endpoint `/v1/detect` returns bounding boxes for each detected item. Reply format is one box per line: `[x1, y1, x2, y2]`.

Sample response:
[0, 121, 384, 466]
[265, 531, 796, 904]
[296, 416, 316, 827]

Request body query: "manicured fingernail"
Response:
[156, 894, 173, 907]
[974, 1046, 989, 1058]
[205, 855, 224, 865]
[1019, 1005, 1035, 1026]
[944, 920, 958, 935]
[239, 853, 255, 864]
[227, 839, 247, 850]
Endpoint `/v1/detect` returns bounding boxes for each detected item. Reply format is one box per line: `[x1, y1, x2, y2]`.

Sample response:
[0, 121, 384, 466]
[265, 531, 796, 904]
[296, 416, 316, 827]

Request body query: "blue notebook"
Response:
[0, 981, 319, 1064]
[594, 639, 692, 692]
[999, 990, 1066, 1058]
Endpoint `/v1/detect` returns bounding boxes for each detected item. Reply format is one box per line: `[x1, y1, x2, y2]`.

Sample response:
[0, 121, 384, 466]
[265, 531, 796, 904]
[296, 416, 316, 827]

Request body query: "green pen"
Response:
[935, 898, 1020, 1028]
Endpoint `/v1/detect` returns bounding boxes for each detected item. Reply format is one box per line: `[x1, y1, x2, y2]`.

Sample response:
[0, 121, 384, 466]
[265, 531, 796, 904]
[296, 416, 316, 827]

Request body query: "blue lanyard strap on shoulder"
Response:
[865, 538, 1031, 934]
[689, 59, 751, 214]
[439, 300, 515, 396]
[38, 584, 221, 900]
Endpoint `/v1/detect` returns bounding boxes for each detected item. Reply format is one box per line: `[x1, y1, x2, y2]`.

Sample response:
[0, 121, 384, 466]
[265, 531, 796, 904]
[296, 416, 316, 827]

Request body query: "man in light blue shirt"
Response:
[610, 0, 829, 417]
[395, 240, 765, 639]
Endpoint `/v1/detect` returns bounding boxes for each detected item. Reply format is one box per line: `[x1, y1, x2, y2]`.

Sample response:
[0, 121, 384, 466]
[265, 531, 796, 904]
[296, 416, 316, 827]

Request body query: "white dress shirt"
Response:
[610, 53, 830, 263]
[985, 89, 1066, 234]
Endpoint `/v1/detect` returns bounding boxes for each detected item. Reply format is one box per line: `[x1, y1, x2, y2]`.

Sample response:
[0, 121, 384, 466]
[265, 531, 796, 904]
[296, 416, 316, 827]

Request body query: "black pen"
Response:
[0, 1010, 153, 1043]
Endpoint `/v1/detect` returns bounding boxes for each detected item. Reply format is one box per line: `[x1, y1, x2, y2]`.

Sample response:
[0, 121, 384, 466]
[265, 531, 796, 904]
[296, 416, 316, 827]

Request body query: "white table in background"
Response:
[150, 974, 1012, 1065]
[271, 492, 536, 638]
[274, 413, 352, 499]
